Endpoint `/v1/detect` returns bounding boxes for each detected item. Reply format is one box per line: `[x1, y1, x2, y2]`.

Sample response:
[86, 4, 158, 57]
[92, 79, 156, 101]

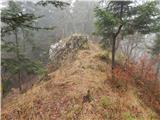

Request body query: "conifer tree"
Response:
[1, 0, 69, 92]
[95, 1, 160, 78]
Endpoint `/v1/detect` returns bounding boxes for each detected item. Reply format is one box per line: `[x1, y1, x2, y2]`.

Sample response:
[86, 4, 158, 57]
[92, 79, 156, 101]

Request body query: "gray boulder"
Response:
[49, 34, 89, 70]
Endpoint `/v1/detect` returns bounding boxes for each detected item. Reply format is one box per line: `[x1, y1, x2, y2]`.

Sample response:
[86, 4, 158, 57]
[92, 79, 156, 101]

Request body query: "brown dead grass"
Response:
[2, 41, 160, 120]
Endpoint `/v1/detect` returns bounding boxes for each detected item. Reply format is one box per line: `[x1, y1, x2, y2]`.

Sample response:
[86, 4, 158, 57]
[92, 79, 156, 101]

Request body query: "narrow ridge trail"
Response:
[2, 41, 159, 120]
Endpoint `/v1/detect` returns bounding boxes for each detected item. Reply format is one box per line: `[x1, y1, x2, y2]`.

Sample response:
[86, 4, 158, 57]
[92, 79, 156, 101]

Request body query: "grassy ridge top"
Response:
[2, 40, 159, 120]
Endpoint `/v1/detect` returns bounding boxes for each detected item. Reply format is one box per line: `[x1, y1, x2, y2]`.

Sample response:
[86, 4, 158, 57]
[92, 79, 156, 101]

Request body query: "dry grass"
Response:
[2, 41, 160, 120]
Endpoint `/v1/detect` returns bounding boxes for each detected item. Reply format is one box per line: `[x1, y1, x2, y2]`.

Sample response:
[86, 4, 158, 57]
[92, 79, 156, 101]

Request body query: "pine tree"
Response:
[1, 0, 69, 93]
[95, 1, 160, 79]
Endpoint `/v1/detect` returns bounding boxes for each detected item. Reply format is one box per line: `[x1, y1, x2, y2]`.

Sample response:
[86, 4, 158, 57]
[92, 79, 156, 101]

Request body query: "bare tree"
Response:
[119, 33, 144, 61]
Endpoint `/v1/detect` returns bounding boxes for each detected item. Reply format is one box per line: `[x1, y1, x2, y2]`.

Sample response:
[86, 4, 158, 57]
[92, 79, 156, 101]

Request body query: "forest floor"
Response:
[2, 41, 160, 120]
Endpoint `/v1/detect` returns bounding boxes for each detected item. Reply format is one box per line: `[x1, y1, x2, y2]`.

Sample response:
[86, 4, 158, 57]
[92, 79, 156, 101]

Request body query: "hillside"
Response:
[2, 36, 160, 120]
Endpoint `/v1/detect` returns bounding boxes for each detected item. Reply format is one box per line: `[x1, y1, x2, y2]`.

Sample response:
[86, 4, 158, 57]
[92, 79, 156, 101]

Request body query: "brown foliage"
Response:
[113, 53, 160, 114]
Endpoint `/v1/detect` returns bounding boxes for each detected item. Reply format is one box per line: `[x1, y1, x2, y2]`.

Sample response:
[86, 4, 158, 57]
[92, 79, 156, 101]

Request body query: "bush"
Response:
[113, 66, 131, 90]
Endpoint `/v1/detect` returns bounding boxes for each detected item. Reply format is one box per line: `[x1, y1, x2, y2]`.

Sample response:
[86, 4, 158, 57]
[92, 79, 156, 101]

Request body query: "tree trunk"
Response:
[111, 36, 116, 80]
[111, 24, 123, 80]
[110, 2, 124, 80]
[112, 36, 116, 71]
[18, 71, 22, 91]
[15, 30, 22, 91]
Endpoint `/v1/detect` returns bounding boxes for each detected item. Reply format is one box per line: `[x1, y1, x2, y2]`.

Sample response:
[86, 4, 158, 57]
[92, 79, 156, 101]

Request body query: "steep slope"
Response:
[2, 39, 159, 120]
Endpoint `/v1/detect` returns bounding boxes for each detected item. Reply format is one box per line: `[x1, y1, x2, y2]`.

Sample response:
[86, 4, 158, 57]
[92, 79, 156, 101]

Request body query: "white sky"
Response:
[0, 0, 155, 9]
[0, 0, 98, 9]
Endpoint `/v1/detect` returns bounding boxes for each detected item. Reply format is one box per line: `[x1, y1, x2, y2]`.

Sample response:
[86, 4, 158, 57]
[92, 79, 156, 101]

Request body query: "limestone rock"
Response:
[49, 34, 89, 70]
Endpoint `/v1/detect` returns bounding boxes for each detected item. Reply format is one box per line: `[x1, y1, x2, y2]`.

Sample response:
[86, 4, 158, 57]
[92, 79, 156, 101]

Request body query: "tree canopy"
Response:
[95, 0, 160, 72]
[1, 0, 69, 93]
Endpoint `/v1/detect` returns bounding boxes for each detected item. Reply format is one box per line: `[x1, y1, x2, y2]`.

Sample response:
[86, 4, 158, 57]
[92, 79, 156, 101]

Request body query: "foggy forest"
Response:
[1, 0, 160, 119]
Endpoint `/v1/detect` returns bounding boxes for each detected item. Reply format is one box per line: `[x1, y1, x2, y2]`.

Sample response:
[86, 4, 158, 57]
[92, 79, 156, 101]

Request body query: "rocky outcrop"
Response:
[49, 34, 89, 70]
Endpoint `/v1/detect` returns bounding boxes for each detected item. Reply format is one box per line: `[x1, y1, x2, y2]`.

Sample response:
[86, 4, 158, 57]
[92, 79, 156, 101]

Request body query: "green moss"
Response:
[100, 96, 111, 109]
[123, 112, 136, 120]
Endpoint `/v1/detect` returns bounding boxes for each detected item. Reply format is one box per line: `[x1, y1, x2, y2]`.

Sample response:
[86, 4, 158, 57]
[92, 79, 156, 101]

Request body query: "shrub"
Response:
[113, 66, 131, 90]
